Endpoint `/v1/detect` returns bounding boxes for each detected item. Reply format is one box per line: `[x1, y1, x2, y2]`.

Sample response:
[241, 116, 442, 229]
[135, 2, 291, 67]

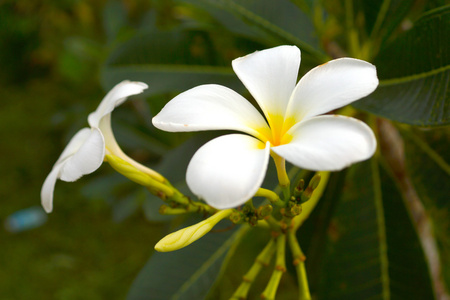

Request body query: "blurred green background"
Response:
[0, 1, 169, 299]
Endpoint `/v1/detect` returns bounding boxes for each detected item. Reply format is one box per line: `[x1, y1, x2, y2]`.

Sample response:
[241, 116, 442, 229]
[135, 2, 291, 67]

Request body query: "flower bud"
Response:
[293, 179, 305, 197]
[301, 174, 322, 203]
[257, 204, 273, 219]
[155, 209, 233, 252]
[230, 211, 243, 224]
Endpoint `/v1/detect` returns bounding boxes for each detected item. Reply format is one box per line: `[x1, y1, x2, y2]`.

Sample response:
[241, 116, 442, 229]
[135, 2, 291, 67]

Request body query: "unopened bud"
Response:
[257, 205, 273, 219]
[301, 174, 322, 203]
[230, 211, 243, 224]
[155, 209, 233, 252]
[294, 179, 305, 196]
[309, 174, 321, 190]
[290, 204, 302, 216]
[248, 215, 259, 227]
[300, 189, 312, 203]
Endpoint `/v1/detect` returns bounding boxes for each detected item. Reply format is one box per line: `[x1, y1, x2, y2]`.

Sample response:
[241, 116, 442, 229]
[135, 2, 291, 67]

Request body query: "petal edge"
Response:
[286, 58, 378, 122]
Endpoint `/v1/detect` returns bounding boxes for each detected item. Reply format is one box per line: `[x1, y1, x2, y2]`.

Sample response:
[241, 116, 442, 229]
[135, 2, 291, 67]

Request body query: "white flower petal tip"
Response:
[41, 167, 61, 213]
[232, 45, 301, 117]
[272, 115, 377, 171]
[151, 84, 269, 139]
[88, 80, 148, 128]
[186, 134, 271, 209]
[41, 128, 105, 213]
[287, 58, 379, 121]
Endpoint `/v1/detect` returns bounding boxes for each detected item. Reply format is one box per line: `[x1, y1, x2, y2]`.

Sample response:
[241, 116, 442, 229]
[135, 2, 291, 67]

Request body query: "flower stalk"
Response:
[288, 230, 311, 300]
[255, 188, 284, 207]
[261, 233, 287, 300]
[231, 239, 276, 300]
[272, 153, 291, 202]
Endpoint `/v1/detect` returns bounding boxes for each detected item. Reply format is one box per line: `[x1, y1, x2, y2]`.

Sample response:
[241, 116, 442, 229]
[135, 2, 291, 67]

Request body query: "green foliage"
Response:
[127, 225, 245, 300]
[356, 6, 450, 126]
[402, 128, 450, 291]
[306, 160, 435, 299]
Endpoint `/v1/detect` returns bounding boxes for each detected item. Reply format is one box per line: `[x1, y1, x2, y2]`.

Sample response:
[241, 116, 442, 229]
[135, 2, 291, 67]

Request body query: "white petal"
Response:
[88, 80, 148, 128]
[285, 58, 378, 122]
[54, 128, 93, 166]
[232, 45, 300, 121]
[59, 128, 105, 182]
[272, 115, 376, 171]
[41, 165, 63, 213]
[186, 134, 270, 209]
[152, 84, 270, 141]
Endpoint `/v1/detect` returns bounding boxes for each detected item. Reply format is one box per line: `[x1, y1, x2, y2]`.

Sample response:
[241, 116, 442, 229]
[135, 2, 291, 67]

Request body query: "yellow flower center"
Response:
[256, 114, 296, 147]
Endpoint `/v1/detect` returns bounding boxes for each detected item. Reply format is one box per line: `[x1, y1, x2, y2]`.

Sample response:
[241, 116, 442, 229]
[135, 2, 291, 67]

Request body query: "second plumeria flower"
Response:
[41, 80, 163, 213]
[153, 45, 378, 209]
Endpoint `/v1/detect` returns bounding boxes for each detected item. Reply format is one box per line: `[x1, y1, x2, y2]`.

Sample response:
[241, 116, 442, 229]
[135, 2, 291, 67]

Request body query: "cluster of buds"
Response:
[279, 173, 322, 219]
[229, 203, 273, 226]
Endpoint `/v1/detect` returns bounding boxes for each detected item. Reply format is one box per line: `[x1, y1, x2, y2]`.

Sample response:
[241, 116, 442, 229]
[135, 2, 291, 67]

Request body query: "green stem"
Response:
[265, 216, 282, 231]
[272, 153, 290, 202]
[231, 239, 276, 300]
[255, 188, 285, 207]
[261, 234, 287, 300]
[288, 231, 311, 300]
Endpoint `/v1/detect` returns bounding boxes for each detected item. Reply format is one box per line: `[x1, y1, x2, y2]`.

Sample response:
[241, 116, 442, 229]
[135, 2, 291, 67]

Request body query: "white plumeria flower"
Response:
[153, 45, 378, 209]
[41, 81, 149, 213]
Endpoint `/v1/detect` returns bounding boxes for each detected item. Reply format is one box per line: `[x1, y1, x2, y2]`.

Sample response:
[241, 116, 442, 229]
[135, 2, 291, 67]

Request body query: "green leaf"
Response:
[182, 0, 328, 62]
[127, 226, 244, 300]
[355, 6, 450, 126]
[101, 29, 241, 95]
[304, 159, 435, 299]
[361, 0, 415, 46]
[402, 128, 450, 291]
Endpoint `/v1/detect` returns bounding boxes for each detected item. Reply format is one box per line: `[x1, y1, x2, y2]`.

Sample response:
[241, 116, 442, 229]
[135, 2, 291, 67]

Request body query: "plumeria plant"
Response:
[43, 1, 449, 299]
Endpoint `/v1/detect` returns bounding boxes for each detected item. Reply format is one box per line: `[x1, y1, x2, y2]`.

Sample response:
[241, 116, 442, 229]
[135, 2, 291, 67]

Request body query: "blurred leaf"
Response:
[289, 0, 313, 15]
[112, 193, 140, 222]
[205, 227, 299, 299]
[127, 225, 243, 300]
[182, 0, 328, 62]
[101, 29, 241, 95]
[361, 0, 415, 46]
[355, 6, 450, 126]
[64, 37, 104, 62]
[402, 128, 450, 291]
[103, 0, 129, 43]
[306, 159, 435, 299]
